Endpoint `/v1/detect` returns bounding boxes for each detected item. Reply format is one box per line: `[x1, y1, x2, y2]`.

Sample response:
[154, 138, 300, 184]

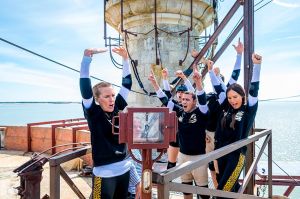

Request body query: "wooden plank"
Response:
[168, 182, 265, 199]
[50, 165, 60, 199]
[240, 134, 270, 193]
[156, 183, 170, 199]
[49, 146, 91, 166]
[59, 166, 85, 199]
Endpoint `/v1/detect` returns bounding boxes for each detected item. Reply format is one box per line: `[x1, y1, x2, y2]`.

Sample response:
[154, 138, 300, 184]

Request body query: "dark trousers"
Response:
[91, 171, 130, 199]
[216, 152, 245, 199]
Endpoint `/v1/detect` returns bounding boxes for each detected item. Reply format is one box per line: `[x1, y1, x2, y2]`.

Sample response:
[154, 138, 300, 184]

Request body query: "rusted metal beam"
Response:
[71, 126, 89, 149]
[244, 0, 255, 194]
[256, 180, 300, 186]
[284, 186, 295, 197]
[27, 118, 85, 152]
[171, 0, 242, 95]
[212, 19, 244, 63]
[51, 121, 87, 154]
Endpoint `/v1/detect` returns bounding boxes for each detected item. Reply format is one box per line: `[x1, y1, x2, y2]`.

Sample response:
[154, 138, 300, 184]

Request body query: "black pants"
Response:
[91, 171, 130, 199]
[216, 152, 245, 199]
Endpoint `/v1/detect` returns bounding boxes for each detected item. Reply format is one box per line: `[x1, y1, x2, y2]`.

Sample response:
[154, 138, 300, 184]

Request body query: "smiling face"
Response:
[226, 83, 245, 110]
[181, 92, 197, 112]
[227, 90, 243, 109]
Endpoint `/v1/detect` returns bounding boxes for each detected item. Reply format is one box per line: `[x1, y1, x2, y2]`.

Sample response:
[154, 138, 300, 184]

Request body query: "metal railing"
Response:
[153, 128, 273, 199]
[27, 118, 87, 153]
[49, 146, 91, 199]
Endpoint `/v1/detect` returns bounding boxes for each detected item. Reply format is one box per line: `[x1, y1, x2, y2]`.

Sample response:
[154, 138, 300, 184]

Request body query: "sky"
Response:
[0, 0, 300, 102]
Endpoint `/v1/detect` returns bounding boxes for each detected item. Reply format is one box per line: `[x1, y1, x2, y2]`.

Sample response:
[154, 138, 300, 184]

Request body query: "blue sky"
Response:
[0, 0, 299, 102]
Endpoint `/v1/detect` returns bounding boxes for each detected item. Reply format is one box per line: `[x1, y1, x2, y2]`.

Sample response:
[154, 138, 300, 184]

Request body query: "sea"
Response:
[0, 101, 299, 198]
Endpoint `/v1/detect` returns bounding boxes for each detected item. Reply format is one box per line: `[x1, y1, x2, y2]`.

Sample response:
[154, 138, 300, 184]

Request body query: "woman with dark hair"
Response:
[208, 53, 262, 197]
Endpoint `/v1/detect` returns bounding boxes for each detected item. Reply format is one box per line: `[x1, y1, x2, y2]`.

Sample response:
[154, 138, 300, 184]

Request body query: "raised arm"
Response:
[112, 47, 132, 101]
[248, 53, 262, 106]
[193, 65, 208, 114]
[227, 38, 243, 86]
[148, 70, 176, 112]
[80, 48, 107, 109]
[207, 60, 227, 105]
[161, 68, 172, 99]
[175, 70, 195, 92]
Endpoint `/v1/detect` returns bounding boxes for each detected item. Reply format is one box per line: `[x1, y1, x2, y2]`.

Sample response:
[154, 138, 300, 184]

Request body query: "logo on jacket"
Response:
[189, 113, 197, 123]
[178, 113, 197, 123]
[235, 111, 244, 121]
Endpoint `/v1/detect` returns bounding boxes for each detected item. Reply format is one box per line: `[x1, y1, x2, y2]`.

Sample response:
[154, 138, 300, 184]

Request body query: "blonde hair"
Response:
[92, 82, 112, 99]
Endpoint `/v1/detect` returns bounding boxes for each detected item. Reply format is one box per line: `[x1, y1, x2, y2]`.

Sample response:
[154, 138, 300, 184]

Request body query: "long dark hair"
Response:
[221, 83, 246, 129]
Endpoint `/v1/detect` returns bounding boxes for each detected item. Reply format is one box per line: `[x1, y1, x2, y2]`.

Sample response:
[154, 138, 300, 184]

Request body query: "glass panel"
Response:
[133, 112, 164, 143]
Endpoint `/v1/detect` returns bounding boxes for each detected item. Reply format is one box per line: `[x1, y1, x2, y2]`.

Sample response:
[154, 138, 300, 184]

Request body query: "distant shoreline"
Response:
[0, 102, 81, 104]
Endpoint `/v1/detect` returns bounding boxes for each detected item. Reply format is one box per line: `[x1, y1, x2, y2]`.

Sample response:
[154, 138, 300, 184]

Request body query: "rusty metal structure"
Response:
[11, 0, 300, 198]
[114, 107, 177, 199]
[27, 118, 87, 154]
[14, 142, 90, 199]
[11, 119, 300, 198]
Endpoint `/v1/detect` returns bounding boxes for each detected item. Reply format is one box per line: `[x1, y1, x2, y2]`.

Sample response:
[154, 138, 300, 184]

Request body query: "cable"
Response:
[255, 144, 300, 186]
[0, 37, 153, 97]
[255, 0, 273, 12]
[259, 94, 300, 102]
[226, 0, 273, 38]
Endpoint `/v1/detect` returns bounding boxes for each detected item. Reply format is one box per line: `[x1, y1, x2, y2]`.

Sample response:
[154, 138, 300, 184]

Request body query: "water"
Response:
[0, 103, 83, 125]
[0, 101, 299, 198]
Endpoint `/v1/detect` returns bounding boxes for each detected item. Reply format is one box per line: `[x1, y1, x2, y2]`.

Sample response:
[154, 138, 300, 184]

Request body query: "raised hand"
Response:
[233, 38, 244, 55]
[161, 68, 169, 80]
[84, 48, 108, 57]
[191, 49, 207, 64]
[207, 60, 214, 71]
[148, 70, 160, 91]
[175, 70, 187, 80]
[112, 46, 129, 60]
[192, 64, 203, 90]
[252, 53, 262, 64]
[191, 49, 199, 58]
[213, 67, 220, 76]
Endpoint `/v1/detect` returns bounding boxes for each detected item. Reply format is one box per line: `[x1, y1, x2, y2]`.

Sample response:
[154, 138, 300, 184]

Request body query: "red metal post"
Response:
[141, 149, 153, 199]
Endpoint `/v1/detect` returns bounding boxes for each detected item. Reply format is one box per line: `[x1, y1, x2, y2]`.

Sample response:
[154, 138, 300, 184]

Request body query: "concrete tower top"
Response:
[105, 0, 215, 33]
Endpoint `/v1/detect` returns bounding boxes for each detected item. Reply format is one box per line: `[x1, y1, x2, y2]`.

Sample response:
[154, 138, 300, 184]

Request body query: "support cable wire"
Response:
[108, 37, 123, 69]
[0, 0, 275, 98]
[0, 37, 153, 97]
[124, 32, 156, 96]
[171, 0, 273, 86]
[259, 94, 300, 102]
[255, 144, 300, 186]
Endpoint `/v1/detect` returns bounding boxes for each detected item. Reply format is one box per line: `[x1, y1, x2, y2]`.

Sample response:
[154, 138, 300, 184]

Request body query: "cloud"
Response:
[273, 0, 300, 8]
